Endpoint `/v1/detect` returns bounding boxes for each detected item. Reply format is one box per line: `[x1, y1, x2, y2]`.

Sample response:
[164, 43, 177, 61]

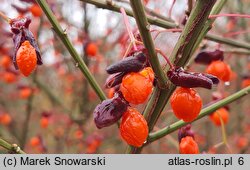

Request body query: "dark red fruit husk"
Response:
[105, 72, 125, 88]
[93, 92, 128, 129]
[178, 124, 195, 143]
[194, 50, 224, 65]
[106, 52, 147, 74]
[10, 17, 42, 69]
[167, 67, 219, 89]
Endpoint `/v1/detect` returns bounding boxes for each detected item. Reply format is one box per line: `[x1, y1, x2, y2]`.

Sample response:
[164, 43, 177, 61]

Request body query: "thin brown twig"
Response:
[0, 11, 11, 23]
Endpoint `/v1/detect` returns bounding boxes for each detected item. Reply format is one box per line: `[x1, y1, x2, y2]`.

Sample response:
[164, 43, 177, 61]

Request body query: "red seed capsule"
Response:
[10, 17, 42, 69]
[120, 108, 148, 147]
[170, 87, 202, 122]
[206, 61, 231, 82]
[179, 136, 199, 154]
[209, 108, 229, 126]
[120, 72, 153, 104]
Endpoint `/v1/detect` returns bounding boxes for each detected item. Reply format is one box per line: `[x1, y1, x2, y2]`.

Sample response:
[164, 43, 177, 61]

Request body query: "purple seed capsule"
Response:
[178, 124, 195, 143]
[93, 92, 128, 129]
[167, 67, 219, 89]
[10, 17, 42, 69]
[194, 50, 224, 65]
[106, 52, 147, 74]
[105, 72, 125, 88]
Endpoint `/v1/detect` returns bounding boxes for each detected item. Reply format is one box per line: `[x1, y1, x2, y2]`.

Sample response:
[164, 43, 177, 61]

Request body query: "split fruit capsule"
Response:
[10, 17, 42, 76]
[93, 92, 128, 129]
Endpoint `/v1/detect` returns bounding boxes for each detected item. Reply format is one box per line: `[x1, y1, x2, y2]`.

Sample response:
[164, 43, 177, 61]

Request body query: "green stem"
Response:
[129, 0, 167, 87]
[187, 0, 193, 15]
[148, 86, 250, 143]
[206, 34, 250, 50]
[0, 138, 26, 154]
[187, 0, 227, 67]
[223, 49, 250, 55]
[142, 87, 161, 122]
[80, 0, 177, 28]
[125, 0, 171, 153]
[126, 0, 216, 154]
[146, 86, 176, 132]
[80, 0, 250, 50]
[190, 0, 227, 57]
[116, 0, 174, 22]
[237, 0, 250, 42]
[168, 0, 217, 67]
[36, 0, 106, 101]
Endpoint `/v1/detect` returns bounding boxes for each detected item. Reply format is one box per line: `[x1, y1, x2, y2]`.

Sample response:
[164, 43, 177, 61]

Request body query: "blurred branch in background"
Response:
[20, 73, 37, 149]
[35, 0, 107, 101]
[80, 0, 250, 50]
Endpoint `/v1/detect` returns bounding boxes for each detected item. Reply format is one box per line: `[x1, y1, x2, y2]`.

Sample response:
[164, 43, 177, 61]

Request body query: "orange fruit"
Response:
[40, 117, 49, 129]
[30, 4, 42, 17]
[0, 55, 12, 69]
[206, 61, 231, 82]
[16, 41, 37, 76]
[179, 136, 199, 154]
[120, 108, 148, 147]
[170, 87, 202, 122]
[85, 42, 98, 57]
[120, 72, 153, 104]
[209, 108, 229, 126]
[19, 88, 32, 99]
[0, 113, 12, 125]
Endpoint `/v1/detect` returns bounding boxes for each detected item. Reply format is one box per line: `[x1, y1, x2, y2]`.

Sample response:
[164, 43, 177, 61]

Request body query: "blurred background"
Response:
[0, 0, 249, 153]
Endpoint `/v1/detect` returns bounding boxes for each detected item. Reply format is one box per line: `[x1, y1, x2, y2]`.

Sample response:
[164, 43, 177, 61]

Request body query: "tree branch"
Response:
[0, 138, 25, 154]
[80, 0, 250, 50]
[126, 0, 216, 154]
[147, 86, 250, 143]
[129, 0, 168, 87]
[80, 0, 177, 28]
[35, 0, 106, 101]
